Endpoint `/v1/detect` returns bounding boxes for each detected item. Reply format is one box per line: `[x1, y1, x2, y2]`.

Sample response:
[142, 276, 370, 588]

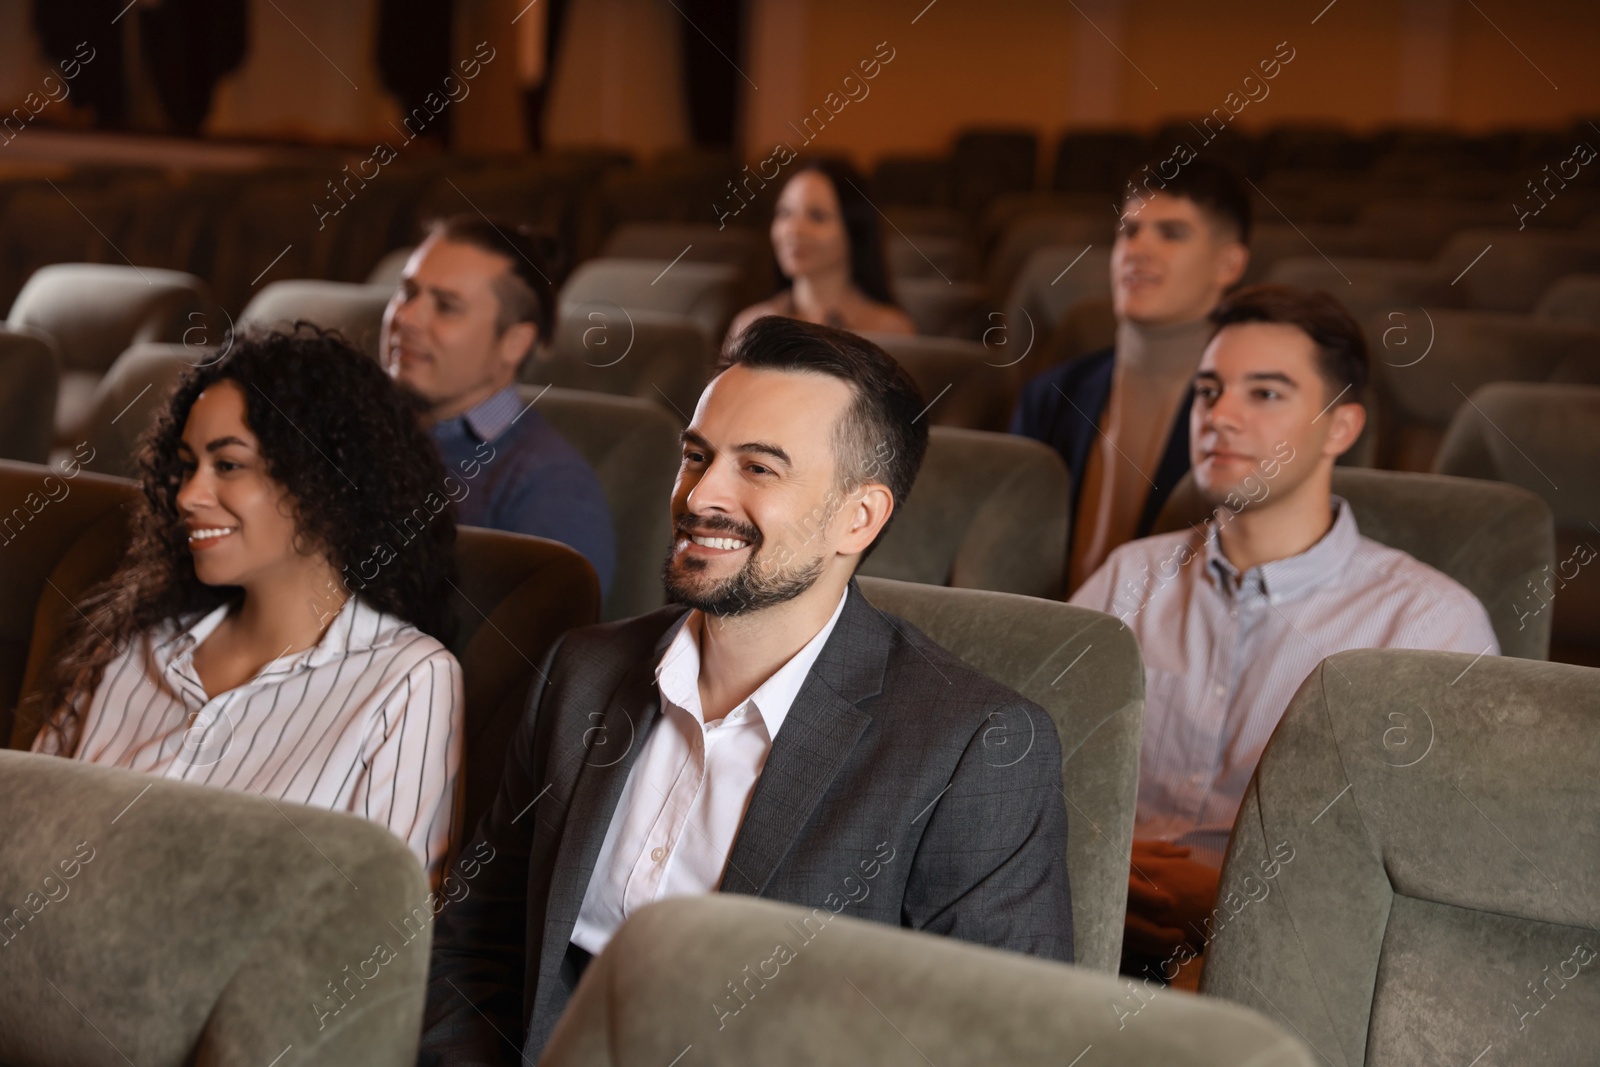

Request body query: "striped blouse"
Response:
[1071, 498, 1498, 869]
[34, 595, 464, 887]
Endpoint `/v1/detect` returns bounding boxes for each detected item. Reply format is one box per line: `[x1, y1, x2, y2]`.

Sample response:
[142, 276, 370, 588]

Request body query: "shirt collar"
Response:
[654, 585, 851, 740]
[456, 384, 526, 444]
[158, 594, 402, 684]
[1203, 495, 1362, 604]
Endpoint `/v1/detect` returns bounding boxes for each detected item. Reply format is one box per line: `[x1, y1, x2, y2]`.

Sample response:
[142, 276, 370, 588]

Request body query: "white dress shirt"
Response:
[34, 595, 465, 887]
[1072, 498, 1498, 868]
[571, 586, 850, 955]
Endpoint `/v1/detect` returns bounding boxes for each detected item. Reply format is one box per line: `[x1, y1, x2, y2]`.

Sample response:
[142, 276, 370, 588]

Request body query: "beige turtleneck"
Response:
[1068, 317, 1214, 592]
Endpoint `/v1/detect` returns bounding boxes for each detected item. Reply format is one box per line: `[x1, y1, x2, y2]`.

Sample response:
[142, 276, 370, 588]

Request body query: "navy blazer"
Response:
[1009, 347, 1193, 568]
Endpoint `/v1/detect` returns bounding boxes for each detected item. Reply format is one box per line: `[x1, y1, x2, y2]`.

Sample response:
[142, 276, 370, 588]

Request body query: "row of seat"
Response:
[3, 256, 1595, 661]
[2, 463, 1591, 1062]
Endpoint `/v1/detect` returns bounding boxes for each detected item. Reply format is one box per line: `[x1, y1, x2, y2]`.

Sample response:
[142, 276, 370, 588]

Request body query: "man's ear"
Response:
[1216, 241, 1249, 290]
[498, 321, 538, 373]
[1322, 400, 1367, 459]
[836, 483, 894, 558]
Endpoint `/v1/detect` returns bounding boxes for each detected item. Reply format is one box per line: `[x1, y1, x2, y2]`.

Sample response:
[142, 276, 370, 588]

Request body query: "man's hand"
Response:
[1124, 839, 1221, 959]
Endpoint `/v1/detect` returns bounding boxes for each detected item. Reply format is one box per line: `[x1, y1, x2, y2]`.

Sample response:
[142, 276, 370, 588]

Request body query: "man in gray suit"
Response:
[418, 316, 1072, 1064]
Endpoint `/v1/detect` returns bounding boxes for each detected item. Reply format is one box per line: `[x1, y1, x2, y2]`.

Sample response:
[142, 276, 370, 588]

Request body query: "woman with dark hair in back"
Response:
[727, 158, 916, 341]
[28, 326, 464, 887]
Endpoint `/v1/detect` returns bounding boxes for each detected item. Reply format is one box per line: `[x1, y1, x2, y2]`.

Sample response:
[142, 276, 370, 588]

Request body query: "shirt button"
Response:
[1213, 684, 1226, 698]
[651, 846, 666, 863]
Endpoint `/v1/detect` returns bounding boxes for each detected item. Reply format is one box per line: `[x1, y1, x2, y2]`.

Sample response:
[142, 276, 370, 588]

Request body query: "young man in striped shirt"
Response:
[1070, 284, 1497, 983]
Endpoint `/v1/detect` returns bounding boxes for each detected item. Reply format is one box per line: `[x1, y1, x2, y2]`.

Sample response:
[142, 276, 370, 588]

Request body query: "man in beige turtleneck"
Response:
[1009, 159, 1250, 592]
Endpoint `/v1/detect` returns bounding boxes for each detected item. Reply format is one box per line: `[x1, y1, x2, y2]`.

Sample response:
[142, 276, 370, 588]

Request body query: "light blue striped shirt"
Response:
[1071, 498, 1498, 868]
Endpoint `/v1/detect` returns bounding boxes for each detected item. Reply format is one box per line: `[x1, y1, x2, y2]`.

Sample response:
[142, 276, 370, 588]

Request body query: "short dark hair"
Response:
[715, 316, 928, 560]
[425, 214, 560, 340]
[1121, 157, 1252, 245]
[1208, 284, 1369, 404]
[780, 158, 899, 307]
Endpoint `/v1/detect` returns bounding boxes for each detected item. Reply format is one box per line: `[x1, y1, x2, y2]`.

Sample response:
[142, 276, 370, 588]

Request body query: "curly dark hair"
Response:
[34, 324, 458, 754]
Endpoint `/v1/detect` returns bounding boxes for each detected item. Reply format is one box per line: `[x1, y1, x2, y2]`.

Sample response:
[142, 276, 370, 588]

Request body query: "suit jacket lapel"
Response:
[537, 613, 688, 972]
[720, 580, 891, 896]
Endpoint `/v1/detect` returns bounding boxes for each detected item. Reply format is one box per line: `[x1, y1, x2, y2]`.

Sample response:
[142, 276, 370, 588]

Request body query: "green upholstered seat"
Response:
[1202, 648, 1600, 1066]
[543, 895, 1316, 1066]
[858, 577, 1143, 973]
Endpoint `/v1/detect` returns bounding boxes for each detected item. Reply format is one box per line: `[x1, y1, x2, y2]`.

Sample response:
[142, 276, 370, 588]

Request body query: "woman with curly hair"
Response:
[29, 326, 464, 887]
[726, 158, 915, 342]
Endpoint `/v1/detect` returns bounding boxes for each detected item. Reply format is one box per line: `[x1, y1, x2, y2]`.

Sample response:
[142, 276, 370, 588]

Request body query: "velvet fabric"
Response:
[1435, 382, 1600, 665]
[558, 258, 742, 345]
[862, 428, 1070, 600]
[858, 576, 1144, 973]
[237, 280, 395, 361]
[542, 895, 1316, 1066]
[527, 307, 712, 425]
[527, 385, 680, 622]
[0, 749, 432, 1066]
[1202, 648, 1600, 1067]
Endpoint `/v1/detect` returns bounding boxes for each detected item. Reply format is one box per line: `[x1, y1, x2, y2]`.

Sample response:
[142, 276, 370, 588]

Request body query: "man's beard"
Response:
[661, 516, 825, 617]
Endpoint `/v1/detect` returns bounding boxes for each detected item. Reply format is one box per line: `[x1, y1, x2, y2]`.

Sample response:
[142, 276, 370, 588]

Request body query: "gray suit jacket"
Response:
[418, 578, 1072, 1064]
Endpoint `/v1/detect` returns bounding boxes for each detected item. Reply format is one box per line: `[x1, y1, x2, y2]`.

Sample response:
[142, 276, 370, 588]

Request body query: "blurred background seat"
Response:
[1533, 273, 1600, 328]
[865, 332, 1015, 431]
[1203, 649, 1600, 1065]
[857, 578, 1143, 973]
[1154, 467, 1555, 660]
[863, 429, 1069, 600]
[1366, 310, 1600, 470]
[544, 895, 1316, 1067]
[891, 277, 993, 340]
[599, 222, 773, 308]
[75, 342, 196, 478]
[6, 263, 210, 446]
[526, 305, 713, 422]
[558, 259, 741, 346]
[526, 385, 681, 622]
[0, 328, 60, 465]
[0, 749, 430, 1067]
[1435, 382, 1600, 666]
[238, 280, 394, 360]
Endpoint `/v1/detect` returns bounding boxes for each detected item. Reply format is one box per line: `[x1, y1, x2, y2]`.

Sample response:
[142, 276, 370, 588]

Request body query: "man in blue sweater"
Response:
[381, 215, 616, 599]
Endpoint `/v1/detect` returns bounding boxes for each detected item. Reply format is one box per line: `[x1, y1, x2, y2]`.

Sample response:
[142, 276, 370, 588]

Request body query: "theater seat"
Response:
[1365, 309, 1600, 470]
[0, 749, 430, 1067]
[863, 332, 1014, 431]
[1437, 228, 1600, 313]
[559, 259, 742, 345]
[600, 222, 773, 306]
[857, 578, 1141, 972]
[1202, 649, 1600, 1066]
[1153, 467, 1555, 660]
[5, 263, 209, 443]
[366, 246, 415, 289]
[525, 385, 680, 622]
[1535, 273, 1600, 329]
[526, 307, 712, 424]
[543, 896, 1315, 1066]
[0, 328, 59, 464]
[76, 343, 196, 478]
[892, 277, 992, 340]
[862, 428, 1069, 600]
[1002, 244, 1113, 379]
[0, 461, 599, 850]
[1436, 383, 1600, 666]
[238, 280, 394, 360]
